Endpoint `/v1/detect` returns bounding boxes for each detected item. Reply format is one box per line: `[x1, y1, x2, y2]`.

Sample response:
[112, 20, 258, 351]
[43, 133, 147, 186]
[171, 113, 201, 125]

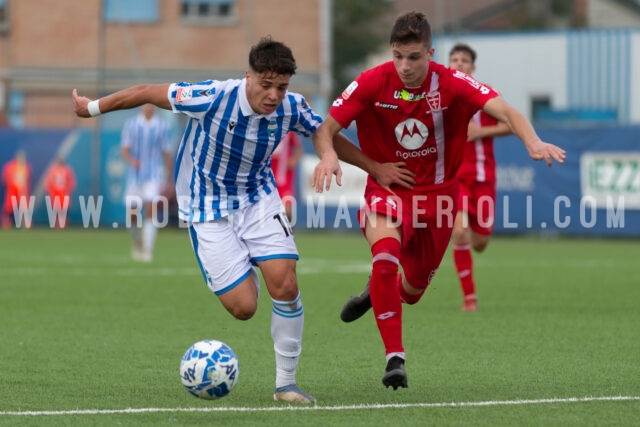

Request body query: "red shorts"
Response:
[457, 178, 496, 236]
[358, 180, 459, 290]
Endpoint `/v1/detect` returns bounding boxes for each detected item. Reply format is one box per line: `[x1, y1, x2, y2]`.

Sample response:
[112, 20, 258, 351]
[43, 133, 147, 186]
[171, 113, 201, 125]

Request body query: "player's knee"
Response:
[473, 242, 487, 253]
[452, 227, 469, 244]
[227, 302, 257, 321]
[270, 279, 299, 302]
[264, 267, 299, 301]
[472, 237, 490, 253]
[399, 279, 427, 305]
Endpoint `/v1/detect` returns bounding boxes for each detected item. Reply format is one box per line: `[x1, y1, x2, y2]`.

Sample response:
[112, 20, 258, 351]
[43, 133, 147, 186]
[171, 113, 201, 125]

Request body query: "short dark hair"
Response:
[249, 36, 297, 76]
[389, 11, 432, 48]
[449, 43, 477, 64]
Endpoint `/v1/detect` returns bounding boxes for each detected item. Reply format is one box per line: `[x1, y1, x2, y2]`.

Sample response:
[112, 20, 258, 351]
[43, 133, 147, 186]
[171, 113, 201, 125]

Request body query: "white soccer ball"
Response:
[179, 339, 240, 400]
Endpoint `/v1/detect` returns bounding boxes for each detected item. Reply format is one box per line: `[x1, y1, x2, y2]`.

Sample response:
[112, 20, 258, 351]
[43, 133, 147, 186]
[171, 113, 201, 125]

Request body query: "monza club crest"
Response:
[427, 91, 441, 111]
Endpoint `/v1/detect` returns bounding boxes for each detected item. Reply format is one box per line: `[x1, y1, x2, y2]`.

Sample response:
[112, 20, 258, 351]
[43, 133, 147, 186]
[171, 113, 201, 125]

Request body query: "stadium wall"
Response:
[431, 28, 640, 124]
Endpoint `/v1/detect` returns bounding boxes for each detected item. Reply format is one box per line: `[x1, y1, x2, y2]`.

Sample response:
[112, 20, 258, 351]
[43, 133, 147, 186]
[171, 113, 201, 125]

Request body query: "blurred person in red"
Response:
[2, 150, 32, 229]
[45, 156, 77, 229]
[271, 131, 303, 221]
[448, 43, 512, 312]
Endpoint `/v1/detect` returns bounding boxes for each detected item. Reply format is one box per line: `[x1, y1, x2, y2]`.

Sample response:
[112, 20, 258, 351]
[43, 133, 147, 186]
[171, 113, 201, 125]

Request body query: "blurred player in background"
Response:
[121, 104, 173, 262]
[271, 131, 303, 221]
[45, 156, 76, 229]
[72, 37, 350, 404]
[2, 150, 31, 229]
[448, 43, 512, 312]
[312, 11, 565, 390]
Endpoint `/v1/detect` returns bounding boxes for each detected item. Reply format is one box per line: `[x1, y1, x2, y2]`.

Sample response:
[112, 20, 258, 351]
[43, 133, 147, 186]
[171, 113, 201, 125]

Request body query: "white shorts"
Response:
[124, 180, 162, 206]
[188, 192, 298, 295]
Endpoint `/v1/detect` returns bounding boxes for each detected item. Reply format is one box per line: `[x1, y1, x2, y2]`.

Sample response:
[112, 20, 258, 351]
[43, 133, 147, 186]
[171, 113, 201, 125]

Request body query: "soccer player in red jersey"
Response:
[271, 131, 303, 221]
[45, 157, 77, 229]
[2, 150, 31, 230]
[448, 43, 512, 312]
[311, 11, 565, 389]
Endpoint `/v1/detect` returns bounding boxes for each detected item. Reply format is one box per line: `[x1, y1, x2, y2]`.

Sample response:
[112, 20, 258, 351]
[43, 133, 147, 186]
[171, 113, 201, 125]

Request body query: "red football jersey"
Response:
[457, 110, 498, 183]
[329, 61, 498, 190]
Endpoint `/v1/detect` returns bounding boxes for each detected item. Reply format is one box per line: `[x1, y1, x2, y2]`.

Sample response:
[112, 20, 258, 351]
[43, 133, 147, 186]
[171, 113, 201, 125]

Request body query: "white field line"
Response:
[1, 396, 638, 416]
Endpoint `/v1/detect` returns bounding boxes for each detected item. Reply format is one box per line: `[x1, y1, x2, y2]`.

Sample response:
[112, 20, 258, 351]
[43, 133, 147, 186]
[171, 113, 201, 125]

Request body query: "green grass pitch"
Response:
[0, 227, 638, 426]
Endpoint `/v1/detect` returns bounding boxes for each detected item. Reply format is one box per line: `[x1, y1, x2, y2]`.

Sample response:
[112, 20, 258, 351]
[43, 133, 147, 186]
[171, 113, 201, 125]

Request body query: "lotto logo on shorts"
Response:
[176, 87, 192, 102]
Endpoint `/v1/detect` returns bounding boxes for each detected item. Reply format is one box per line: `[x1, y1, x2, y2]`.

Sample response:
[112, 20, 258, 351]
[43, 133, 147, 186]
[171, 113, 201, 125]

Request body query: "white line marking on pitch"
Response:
[1, 396, 638, 416]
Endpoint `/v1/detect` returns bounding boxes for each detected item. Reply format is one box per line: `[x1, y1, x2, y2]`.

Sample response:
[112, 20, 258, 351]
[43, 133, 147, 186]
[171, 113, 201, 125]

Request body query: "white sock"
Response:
[142, 220, 157, 254]
[271, 292, 303, 388]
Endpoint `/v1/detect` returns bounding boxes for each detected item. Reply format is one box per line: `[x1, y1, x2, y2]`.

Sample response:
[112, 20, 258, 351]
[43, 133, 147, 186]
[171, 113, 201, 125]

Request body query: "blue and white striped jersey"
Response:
[121, 114, 172, 185]
[168, 78, 322, 223]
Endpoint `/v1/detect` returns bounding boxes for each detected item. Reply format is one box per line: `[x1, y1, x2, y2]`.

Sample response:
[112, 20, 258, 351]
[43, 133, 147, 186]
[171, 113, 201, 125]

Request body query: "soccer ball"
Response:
[179, 339, 240, 400]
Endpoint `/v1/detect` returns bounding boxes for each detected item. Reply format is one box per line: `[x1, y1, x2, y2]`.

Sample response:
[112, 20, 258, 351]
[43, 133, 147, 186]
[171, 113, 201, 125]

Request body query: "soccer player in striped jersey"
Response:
[72, 37, 348, 404]
[312, 11, 565, 390]
[448, 43, 512, 311]
[121, 104, 173, 262]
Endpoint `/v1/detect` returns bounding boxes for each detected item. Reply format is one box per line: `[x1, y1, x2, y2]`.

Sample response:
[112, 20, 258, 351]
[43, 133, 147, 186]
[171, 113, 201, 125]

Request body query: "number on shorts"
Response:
[273, 213, 293, 237]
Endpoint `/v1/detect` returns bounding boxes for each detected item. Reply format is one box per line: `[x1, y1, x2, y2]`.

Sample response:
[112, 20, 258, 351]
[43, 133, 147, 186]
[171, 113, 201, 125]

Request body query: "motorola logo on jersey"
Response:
[396, 147, 437, 159]
[395, 118, 428, 150]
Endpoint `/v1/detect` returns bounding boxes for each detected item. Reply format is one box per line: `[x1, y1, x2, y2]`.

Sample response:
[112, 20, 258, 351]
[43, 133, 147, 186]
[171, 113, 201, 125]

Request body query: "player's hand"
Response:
[467, 121, 482, 140]
[127, 158, 141, 170]
[72, 89, 92, 118]
[527, 140, 566, 167]
[371, 162, 415, 192]
[311, 151, 342, 193]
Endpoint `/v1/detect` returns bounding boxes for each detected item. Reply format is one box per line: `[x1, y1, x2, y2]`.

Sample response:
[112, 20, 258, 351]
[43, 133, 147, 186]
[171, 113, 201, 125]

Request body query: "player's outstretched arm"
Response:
[467, 120, 511, 140]
[72, 84, 172, 118]
[311, 116, 342, 193]
[483, 97, 566, 167]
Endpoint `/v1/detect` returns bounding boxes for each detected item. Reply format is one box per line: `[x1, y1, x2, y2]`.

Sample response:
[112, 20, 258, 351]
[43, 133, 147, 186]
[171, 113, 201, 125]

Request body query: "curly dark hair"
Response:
[249, 36, 297, 76]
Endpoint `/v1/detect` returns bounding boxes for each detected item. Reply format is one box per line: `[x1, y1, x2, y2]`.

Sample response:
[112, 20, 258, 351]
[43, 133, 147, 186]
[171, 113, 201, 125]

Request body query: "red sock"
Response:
[369, 237, 403, 355]
[453, 244, 475, 299]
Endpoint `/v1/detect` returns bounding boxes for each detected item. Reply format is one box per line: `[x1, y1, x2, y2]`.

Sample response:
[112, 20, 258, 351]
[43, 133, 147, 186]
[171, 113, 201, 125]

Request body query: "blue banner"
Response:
[494, 126, 640, 236]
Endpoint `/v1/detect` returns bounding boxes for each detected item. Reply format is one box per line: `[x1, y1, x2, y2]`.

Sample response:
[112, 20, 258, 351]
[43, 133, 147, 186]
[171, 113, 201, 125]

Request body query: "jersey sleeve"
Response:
[168, 80, 218, 121]
[328, 70, 375, 129]
[288, 94, 323, 138]
[450, 69, 499, 111]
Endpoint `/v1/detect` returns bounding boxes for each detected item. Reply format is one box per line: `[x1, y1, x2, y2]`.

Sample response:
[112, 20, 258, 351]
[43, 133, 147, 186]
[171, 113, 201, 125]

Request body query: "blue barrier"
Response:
[1, 125, 638, 236]
[494, 126, 639, 236]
